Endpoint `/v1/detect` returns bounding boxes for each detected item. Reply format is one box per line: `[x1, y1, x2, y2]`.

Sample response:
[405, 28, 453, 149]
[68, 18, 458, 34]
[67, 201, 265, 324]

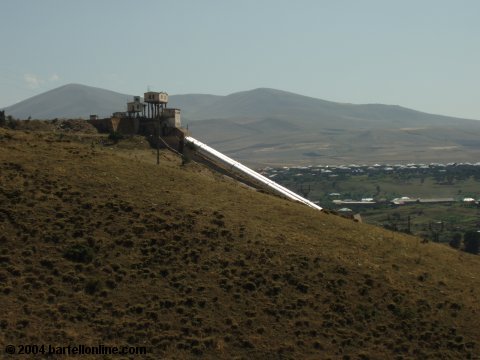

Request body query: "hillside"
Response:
[0, 125, 479, 359]
[4, 84, 480, 165]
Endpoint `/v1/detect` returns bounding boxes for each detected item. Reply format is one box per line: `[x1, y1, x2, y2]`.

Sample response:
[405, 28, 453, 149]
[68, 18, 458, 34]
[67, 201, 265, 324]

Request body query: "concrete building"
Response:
[144, 92, 168, 118]
[144, 91, 168, 104]
[127, 101, 144, 113]
[127, 96, 145, 115]
[87, 89, 184, 153]
[163, 108, 181, 128]
[113, 112, 127, 118]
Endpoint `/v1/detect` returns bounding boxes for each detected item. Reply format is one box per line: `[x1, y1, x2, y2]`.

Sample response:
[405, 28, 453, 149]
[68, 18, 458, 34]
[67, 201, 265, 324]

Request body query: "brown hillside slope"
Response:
[0, 128, 479, 359]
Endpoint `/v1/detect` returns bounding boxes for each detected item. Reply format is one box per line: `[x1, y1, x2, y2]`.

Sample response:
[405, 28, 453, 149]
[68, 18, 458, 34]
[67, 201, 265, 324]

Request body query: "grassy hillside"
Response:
[0, 126, 479, 359]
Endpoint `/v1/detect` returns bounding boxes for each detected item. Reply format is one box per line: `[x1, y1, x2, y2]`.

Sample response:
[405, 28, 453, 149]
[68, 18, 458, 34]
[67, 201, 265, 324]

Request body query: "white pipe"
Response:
[185, 136, 322, 211]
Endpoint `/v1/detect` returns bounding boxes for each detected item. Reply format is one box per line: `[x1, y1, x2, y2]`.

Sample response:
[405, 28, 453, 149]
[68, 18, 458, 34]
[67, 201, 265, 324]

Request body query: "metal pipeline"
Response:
[184, 136, 322, 211]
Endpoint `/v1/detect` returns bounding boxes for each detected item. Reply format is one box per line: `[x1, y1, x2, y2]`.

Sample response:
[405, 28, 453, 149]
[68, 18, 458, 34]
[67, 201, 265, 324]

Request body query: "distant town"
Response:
[260, 162, 480, 210]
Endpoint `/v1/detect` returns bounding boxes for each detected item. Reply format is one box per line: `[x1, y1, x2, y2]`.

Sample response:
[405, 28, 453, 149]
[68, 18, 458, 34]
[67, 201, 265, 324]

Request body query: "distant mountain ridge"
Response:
[4, 83, 480, 164]
[170, 87, 478, 128]
[169, 87, 480, 165]
[4, 84, 132, 119]
[5, 83, 478, 125]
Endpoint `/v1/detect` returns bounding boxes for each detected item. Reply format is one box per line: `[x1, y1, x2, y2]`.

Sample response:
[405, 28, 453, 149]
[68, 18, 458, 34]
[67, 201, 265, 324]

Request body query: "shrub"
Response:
[40, 259, 55, 269]
[464, 231, 480, 255]
[63, 244, 94, 263]
[6, 116, 17, 129]
[85, 278, 102, 295]
[449, 233, 462, 249]
[181, 153, 191, 166]
[108, 131, 124, 143]
[0, 111, 5, 127]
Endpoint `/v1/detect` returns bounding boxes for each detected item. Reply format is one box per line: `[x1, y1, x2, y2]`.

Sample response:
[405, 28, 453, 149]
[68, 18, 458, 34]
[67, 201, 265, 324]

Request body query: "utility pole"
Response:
[299, 184, 311, 199]
[156, 115, 160, 165]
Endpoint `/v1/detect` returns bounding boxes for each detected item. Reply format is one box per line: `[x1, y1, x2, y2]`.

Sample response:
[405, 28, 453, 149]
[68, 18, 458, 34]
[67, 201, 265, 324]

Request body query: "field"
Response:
[263, 166, 480, 244]
[0, 124, 479, 359]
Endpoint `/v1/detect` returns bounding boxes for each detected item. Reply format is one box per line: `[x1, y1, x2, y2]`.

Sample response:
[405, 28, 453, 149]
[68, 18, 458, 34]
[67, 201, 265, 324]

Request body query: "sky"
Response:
[1, 0, 479, 119]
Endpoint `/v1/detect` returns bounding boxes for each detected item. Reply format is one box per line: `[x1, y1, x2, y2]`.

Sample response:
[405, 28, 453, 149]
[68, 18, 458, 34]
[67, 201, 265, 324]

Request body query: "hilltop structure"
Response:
[86, 89, 322, 211]
[88, 90, 185, 151]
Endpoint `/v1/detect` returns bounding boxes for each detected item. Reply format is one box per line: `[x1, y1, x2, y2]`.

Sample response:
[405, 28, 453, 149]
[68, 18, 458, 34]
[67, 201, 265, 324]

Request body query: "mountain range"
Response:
[4, 83, 480, 165]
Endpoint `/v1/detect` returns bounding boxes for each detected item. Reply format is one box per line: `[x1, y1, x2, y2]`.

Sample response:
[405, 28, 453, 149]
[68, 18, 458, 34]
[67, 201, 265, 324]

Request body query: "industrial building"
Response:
[87, 89, 323, 213]
[88, 90, 185, 152]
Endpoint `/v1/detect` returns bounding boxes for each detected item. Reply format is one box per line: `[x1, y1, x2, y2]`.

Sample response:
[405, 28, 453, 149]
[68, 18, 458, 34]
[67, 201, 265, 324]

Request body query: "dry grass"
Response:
[0, 126, 479, 359]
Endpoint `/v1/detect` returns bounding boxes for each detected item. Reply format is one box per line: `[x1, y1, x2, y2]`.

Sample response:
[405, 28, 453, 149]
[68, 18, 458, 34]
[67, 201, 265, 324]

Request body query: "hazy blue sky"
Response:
[1, 0, 479, 119]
